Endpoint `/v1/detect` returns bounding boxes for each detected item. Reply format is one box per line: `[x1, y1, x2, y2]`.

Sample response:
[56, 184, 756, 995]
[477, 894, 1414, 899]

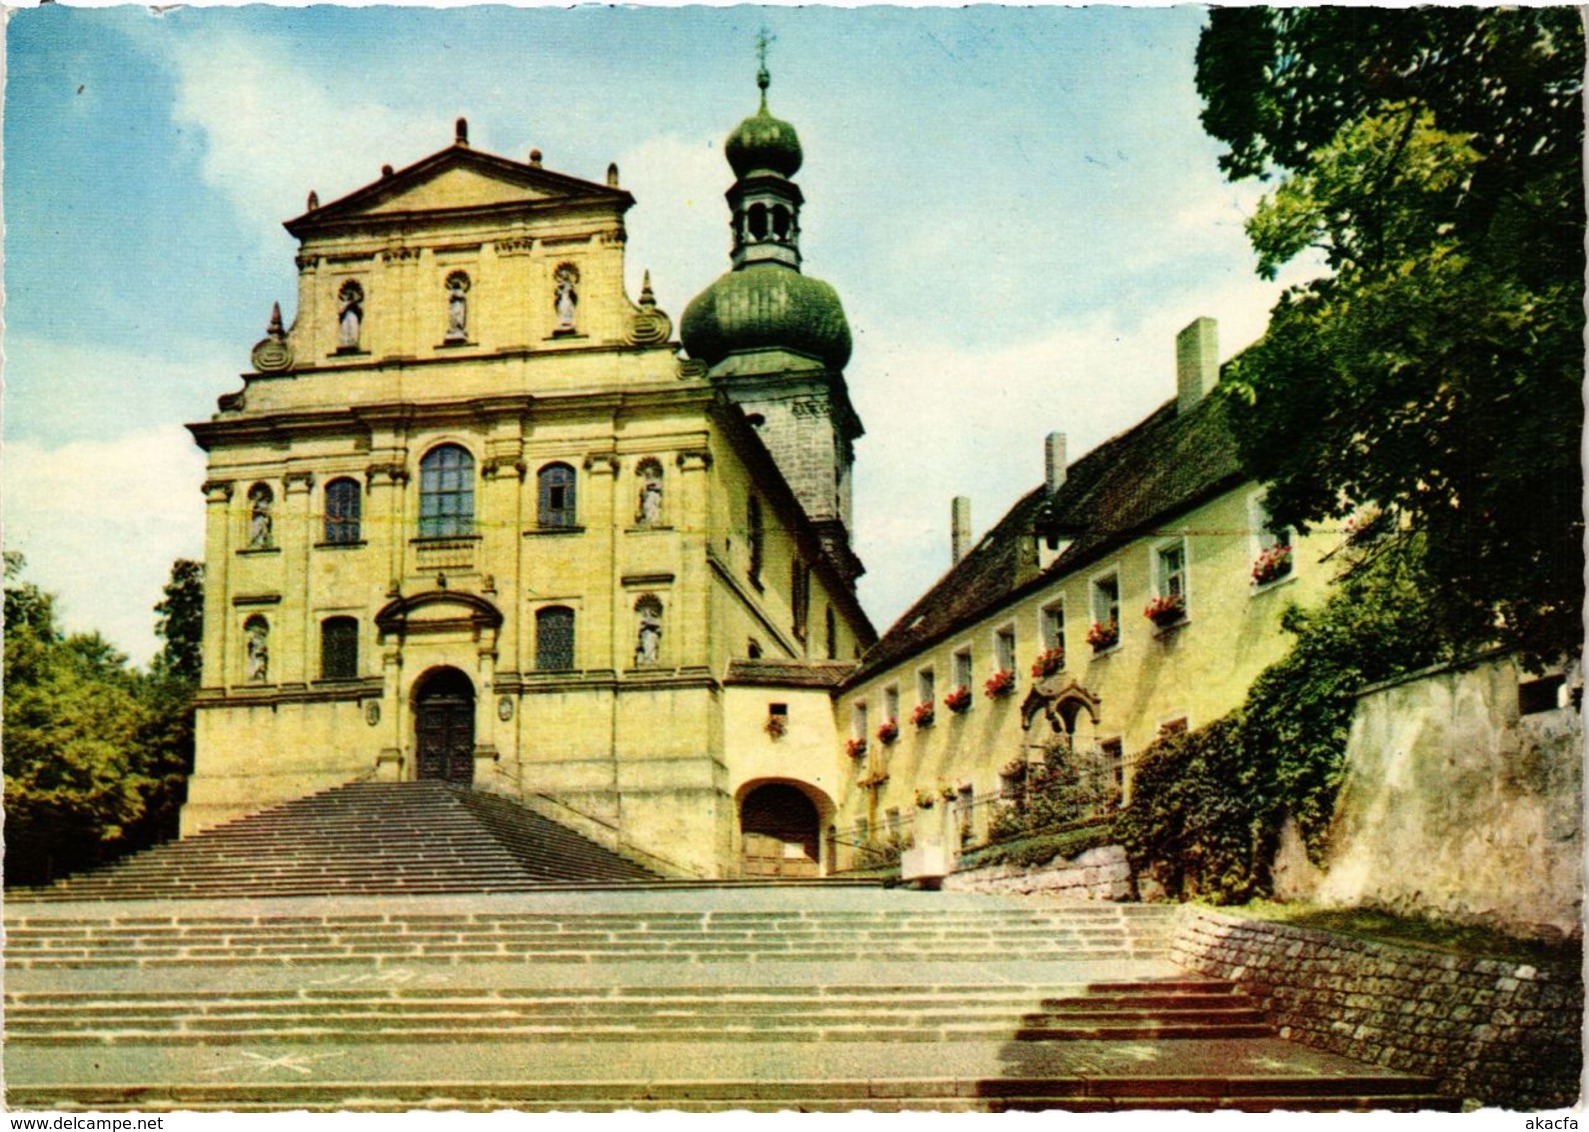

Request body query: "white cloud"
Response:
[165, 29, 451, 249]
[4, 429, 207, 665]
[612, 134, 727, 324]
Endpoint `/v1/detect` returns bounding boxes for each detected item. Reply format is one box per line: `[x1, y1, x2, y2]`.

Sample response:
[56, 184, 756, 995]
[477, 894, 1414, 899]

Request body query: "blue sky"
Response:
[4, 4, 1307, 663]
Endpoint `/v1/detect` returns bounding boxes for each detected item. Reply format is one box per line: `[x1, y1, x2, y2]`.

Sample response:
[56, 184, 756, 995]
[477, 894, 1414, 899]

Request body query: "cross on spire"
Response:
[755, 28, 775, 99]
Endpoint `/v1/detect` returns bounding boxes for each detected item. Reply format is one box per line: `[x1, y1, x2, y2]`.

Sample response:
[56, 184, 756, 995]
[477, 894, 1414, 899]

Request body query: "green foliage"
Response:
[1114, 716, 1266, 904]
[1199, 7, 1585, 665]
[989, 739, 1119, 844]
[1117, 543, 1450, 901]
[152, 559, 204, 684]
[962, 817, 1115, 871]
[4, 557, 197, 885]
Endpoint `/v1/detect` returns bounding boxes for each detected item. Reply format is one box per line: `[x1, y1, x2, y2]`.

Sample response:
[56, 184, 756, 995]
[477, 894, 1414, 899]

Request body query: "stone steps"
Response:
[13, 781, 659, 901]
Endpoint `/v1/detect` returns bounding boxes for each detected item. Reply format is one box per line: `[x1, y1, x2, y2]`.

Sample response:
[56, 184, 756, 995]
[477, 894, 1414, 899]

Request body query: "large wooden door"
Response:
[740, 784, 820, 877]
[414, 669, 475, 784]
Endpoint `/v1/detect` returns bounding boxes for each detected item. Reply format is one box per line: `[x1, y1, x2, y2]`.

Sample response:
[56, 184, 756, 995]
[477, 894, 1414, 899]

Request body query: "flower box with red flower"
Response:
[1086, 620, 1119, 651]
[943, 685, 972, 714]
[1251, 543, 1294, 585]
[910, 701, 936, 728]
[763, 714, 787, 739]
[1030, 646, 1065, 679]
[845, 737, 867, 759]
[1143, 594, 1186, 628]
[876, 719, 900, 745]
[984, 669, 1015, 699]
[914, 789, 936, 810]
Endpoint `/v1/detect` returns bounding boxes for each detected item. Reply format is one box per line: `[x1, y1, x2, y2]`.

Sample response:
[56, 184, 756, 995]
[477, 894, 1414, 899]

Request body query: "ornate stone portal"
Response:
[1019, 676, 1102, 748]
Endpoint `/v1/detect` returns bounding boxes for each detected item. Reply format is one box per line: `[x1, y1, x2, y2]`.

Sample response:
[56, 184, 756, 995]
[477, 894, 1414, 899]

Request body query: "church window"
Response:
[771, 204, 790, 240]
[538, 463, 577, 528]
[323, 478, 362, 544]
[320, 616, 358, 681]
[247, 483, 275, 549]
[535, 606, 575, 671]
[791, 560, 810, 639]
[419, 445, 475, 537]
[824, 605, 837, 660]
[748, 203, 768, 241]
[747, 496, 764, 585]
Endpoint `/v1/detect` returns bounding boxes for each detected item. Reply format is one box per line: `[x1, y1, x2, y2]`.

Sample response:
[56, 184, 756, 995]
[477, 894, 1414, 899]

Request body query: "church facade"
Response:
[184, 83, 874, 879]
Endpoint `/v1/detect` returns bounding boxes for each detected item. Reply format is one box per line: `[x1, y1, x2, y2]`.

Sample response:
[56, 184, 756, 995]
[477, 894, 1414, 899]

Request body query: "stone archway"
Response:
[739, 783, 822, 878]
[412, 667, 476, 784]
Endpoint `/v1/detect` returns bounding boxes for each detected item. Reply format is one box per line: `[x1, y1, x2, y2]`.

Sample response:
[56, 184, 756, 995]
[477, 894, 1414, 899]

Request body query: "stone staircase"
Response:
[11, 781, 659, 901]
[4, 891, 1455, 1111]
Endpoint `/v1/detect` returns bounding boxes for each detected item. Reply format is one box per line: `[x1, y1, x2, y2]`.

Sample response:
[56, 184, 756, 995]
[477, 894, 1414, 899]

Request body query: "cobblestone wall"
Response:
[942, 844, 1132, 900]
[1170, 906, 1583, 1110]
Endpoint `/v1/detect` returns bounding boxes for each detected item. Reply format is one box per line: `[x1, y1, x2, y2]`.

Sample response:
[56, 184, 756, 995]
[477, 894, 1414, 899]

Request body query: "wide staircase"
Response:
[14, 781, 658, 901]
[5, 888, 1455, 1111]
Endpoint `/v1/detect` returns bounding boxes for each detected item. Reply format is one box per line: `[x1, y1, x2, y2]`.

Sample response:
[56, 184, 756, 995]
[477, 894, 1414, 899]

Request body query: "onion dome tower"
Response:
[682, 63, 865, 585]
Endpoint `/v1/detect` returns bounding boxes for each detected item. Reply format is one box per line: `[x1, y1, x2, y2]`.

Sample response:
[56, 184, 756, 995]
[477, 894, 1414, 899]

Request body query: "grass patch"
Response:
[1235, 899, 1582, 970]
[959, 816, 1116, 871]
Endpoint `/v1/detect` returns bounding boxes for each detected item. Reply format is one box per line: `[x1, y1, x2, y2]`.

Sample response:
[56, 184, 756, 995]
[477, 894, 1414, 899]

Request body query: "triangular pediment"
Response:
[286, 145, 629, 235]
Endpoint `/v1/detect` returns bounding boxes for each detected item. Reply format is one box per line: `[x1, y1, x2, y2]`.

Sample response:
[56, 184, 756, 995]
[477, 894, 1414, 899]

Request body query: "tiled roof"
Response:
[846, 390, 1247, 686]
[725, 659, 857, 688]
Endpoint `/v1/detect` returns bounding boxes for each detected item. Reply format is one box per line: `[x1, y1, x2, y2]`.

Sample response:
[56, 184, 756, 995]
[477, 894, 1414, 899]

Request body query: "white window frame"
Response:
[1154, 538, 1188, 602]
[1089, 571, 1121, 650]
[1249, 491, 1296, 590]
[993, 623, 1016, 674]
[883, 684, 900, 726]
[852, 700, 869, 742]
[952, 645, 973, 692]
[917, 666, 936, 709]
[1039, 598, 1065, 653]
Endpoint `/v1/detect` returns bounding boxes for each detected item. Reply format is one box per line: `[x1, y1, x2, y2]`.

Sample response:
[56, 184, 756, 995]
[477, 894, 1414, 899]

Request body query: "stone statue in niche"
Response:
[635, 596, 663, 667]
[248, 485, 274, 548]
[637, 463, 663, 526]
[554, 266, 579, 332]
[445, 272, 470, 342]
[245, 619, 270, 682]
[338, 281, 364, 349]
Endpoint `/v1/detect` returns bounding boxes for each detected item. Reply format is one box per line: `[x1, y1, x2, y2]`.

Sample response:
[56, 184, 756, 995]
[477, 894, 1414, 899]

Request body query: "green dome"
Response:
[726, 101, 803, 179]
[681, 263, 851, 370]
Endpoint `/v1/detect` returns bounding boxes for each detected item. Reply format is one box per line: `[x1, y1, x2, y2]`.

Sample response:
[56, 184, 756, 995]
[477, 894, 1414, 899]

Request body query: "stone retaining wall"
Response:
[1171, 906, 1582, 1110]
[942, 844, 1132, 900]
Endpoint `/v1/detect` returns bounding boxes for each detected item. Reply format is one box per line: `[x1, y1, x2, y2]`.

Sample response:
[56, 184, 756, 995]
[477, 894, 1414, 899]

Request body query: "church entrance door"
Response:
[413, 668, 475, 784]
[740, 784, 820, 877]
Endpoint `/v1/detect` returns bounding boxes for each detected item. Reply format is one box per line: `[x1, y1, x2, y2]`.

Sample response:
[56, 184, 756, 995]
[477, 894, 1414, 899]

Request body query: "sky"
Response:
[3, 3, 1315, 665]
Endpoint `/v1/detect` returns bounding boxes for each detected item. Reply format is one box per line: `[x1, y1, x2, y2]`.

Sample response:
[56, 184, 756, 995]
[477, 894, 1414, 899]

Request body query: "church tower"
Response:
[682, 65, 865, 585]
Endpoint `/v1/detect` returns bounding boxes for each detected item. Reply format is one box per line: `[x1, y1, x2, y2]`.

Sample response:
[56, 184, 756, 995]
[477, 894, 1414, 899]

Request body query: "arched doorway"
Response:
[739, 783, 820, 877]
[413, 667, 475, 784]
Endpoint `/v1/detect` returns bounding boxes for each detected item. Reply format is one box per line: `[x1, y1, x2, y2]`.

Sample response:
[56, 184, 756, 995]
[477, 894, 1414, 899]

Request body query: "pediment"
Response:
[286, 146, 628, 236]
[375, 590, 503, 638]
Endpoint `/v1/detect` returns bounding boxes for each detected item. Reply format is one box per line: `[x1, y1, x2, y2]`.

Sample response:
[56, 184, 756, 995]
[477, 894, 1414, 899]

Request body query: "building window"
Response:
[917, 667, 935, 709]
[1158, 716, 1189, 738]
[747, 638, 763, 660]
[537, 463, 577, 528]
[320, 616, 359, 680]
[1100, 737, 1125, 797]
[791, 560, 810, 639]
[883, 684, 900, 727]
[1251, 494, 1295, 586]
[852, 701, 868, 742]
[535, 606, 575, 671]
[953, 647, 972, 691]
[994, 625, 1016, 674]
[323, 478, 362, 544]
[824, 606, 837, 660]
[1156, 542, 1187, 601]
[419, 444, 474, 537]
[1090, 574, 1120, 648]
[747, 496, 764, 585]
[1040, 600, 1066, 655]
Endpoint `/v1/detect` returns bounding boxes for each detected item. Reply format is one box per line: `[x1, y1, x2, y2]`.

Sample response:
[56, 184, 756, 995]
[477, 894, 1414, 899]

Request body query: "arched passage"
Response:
[738, 782, 824, 878]
[413, 667, 476, 784]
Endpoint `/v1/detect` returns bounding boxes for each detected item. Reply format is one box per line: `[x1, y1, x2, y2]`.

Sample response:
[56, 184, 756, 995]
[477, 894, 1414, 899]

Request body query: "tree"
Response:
[1197, 8, 1584, 664]
[152, 559, 204, 684]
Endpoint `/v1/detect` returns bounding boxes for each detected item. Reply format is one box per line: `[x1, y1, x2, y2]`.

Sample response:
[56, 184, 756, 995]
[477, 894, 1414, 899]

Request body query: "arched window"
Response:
[323, 478, 361, 544]
[538, 463, 577, 528]
[419, 445, 474, 537]
[747, 495, 764, 585]
[244, 615, 270, 682]
[247, 483, 274, 549]
[748, 203, 768, 240]
[320, 616, 359, 680]
[535, 606, 575, 671]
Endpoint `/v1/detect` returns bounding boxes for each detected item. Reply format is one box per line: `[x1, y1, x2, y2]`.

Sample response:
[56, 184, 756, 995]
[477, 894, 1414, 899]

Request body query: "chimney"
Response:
[951, 496, 972, 564]
[1044, 432, 1067, 494]
[1176, 316, 1219, 414]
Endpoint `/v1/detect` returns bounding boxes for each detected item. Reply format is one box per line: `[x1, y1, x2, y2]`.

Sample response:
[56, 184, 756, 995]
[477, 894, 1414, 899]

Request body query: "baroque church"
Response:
[186, 70, 1329, 879]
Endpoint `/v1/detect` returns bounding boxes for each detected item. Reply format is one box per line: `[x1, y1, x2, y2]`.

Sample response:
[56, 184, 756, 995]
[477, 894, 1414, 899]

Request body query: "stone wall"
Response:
[942, 844, 1132, 900]
[1171, 906, 1583, 1110]
[1308, 654, 1582, 941]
